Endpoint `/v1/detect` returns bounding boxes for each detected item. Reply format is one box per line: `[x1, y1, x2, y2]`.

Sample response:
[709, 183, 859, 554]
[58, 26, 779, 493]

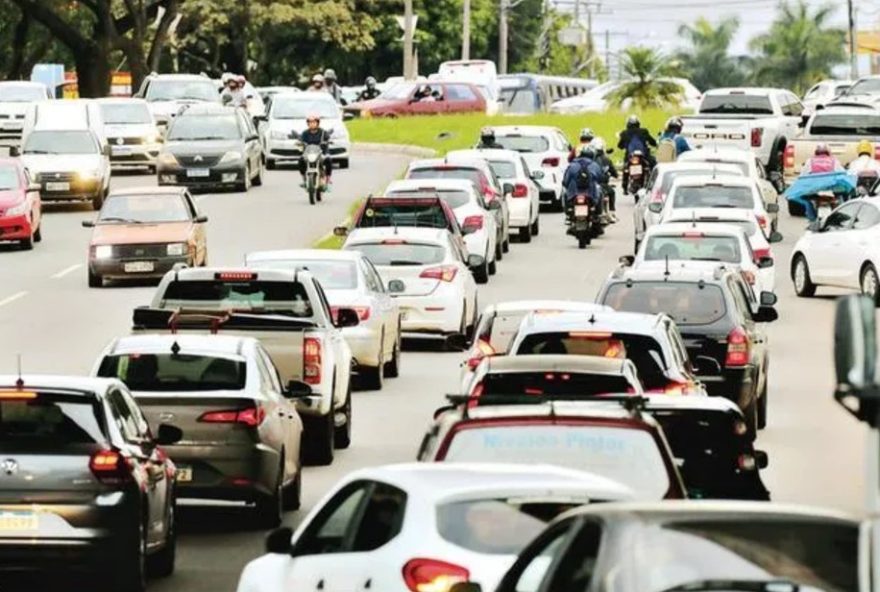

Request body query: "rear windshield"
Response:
[0, 84, 46, 102]
[481, 372, 632, 397]
[672, 218, 757, 236]
[160, 280, 314, 316]
[387, 190, 471, 209]
[487, 160, 517, 179]
[602, 282, 727, 326]
[248, 259, 358, 290]
[809, 113, 880, 136]
[846, 78, 880, 96]
[0, 393, 104, 451]
[672, 185, 754, 209]
[700, 94, 773, 114]
[357, 202, 449, 229]
[437, 498, 580, 555]
[98, 354, 247, 392]
[660, 168, 744, 194]
[495, 135, 550, 153]
[348, 242, 445, 266]
[145, 79, 219, 103]
[167, 115, 241, 141]
[644, 235, 741, 264]
[442, 423, 671, 499]
[408, 167, 483, 187]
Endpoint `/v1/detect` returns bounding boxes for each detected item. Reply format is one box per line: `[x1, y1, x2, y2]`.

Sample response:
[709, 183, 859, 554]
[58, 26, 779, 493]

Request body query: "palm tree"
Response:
[608, 47, 684, 109]
[677, 17, 747, 91]
[749, 0, 846, 95]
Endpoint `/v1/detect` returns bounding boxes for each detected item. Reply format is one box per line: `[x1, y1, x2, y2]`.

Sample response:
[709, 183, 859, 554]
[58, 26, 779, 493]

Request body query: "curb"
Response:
[352, 142, 437, 157]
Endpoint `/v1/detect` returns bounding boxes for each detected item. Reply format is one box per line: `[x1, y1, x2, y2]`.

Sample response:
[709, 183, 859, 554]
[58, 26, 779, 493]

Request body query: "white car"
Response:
[664, 208, 779, 263]
[488, 125, 571, 208]
[0, 81, 51, 144]
[385, 178, 499, 283]
[343, 227, 480, 341]
[634, 222, 775, 295]
[235, 463, 634, 592]
[550, 78, 702, 114]
[246, 249, 402, 390]
[790, 197, 880, 303]
[96, 98, 162, 172]
[803, 79, 852, 114]
[136, 73, 221, 129]
[446, 148, 541, 242]
[263, 91, 350, 169]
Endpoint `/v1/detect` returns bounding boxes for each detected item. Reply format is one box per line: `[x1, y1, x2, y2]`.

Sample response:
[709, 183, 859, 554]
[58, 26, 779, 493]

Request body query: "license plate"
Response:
[111, 146, 132, 156]
[187, 168, 210, 178]
[176, 467, 193, 482]
[629, 165, 643, 175]
[574, 205, 589, 216]
[124, 261, 154, 273]
[45, 182, 70, 192]
[0, 510, 38, 531]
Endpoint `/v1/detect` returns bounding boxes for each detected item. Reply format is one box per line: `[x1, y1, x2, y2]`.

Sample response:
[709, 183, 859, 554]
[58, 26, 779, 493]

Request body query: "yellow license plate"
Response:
[0, 511, 38, 531]
[176, 467, 193, 482]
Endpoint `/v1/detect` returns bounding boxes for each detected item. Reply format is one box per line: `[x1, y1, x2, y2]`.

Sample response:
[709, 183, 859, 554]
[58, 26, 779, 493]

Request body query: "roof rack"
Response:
[444, 393, 647, 419]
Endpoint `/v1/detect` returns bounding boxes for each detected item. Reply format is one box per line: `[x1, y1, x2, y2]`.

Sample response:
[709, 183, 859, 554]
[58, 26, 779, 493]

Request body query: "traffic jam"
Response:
[0, 70, 879, 592]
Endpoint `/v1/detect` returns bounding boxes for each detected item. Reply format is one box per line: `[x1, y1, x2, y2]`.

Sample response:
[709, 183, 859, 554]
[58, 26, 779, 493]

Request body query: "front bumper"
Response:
[0, 214, 33, 241]
[343, 324, 382, 369]
[109, 142, 162, 168]
[265, 138, 350, 164]
[37, 176, 103, 201]
[395, 291, 464, 335]
[507, 199, 532, 228]
[163, 442, 280, 502]
[157, 162, 245, 188]
[90, 252, 190, 280]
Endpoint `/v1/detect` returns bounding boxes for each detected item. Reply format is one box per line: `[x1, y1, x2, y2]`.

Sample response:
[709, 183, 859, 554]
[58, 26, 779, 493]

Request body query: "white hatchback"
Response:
[488, 125, 571, 207]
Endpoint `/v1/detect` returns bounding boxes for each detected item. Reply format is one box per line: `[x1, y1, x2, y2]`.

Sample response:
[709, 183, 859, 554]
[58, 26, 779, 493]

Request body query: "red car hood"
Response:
[0, 189, 24, 210]
[91, 222, 193, 246]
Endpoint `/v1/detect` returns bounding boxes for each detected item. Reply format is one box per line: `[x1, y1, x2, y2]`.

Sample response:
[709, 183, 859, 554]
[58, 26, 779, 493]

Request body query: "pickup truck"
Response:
[681, 87, 805, 175]
[131, 267, 357, 466]
[783, 105, 880, 183]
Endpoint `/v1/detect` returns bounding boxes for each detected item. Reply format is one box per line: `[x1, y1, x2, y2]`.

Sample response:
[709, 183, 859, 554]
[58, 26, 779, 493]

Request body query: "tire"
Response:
[384, 326, 401, 378]
[758, 375, 768, 430]
[862, 264, 880, 306]
[334, 389, 352, 449]
[109, 519, 146, 592]
[316, 185, 323, 202]
[519, 224, 532, 243]
[473, 259, 489, 284]
[792, 255, 816, 297]
[254, 468, 283, 528]
[502, 236, 510, 253]
[578, 234, 588, 249]
[488, 257, 497, 275]
[236, 165, 251, 192]
[91, 189, 105, 211]
[266, 159, 277, 170]
[19, 233, 33, 251]
[495, 238, 503, 262]
[252, 160, 264, 186]
[744, 395, 758, 438]
[33, 223, 42, 243]
[531, 215, 539, 236]
[304, 411, 334, 466]
[88, 269, 103, 288]
[360, 338, 384, 390]
[307, 175, 316, 205]
[147, 504, 176, 578]
[282, 466, 302, 511]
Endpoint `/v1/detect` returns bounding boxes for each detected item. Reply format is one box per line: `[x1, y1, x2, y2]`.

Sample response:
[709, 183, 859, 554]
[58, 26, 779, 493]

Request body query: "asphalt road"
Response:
[0, 151, 868, 591]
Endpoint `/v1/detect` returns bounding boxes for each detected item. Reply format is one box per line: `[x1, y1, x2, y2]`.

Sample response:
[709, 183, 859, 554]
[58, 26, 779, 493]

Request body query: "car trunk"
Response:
[133, 392, 262, 445]
[376, 263, 441, 297]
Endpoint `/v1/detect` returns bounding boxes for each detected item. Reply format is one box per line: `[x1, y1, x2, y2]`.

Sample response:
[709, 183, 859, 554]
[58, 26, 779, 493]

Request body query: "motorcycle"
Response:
[856, 171, 880, 196]
[300, 143, 326, 205]
[626, 150, 648, 195]
[570, 194, 594, 249]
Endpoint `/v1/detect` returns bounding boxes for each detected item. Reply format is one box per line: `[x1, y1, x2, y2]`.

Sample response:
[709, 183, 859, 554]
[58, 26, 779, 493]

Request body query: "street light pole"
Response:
[848, 0, 858, 80]
[404, 0, 415, 80]
[499, 0, 509, 74]
[462, 0, 471, 60]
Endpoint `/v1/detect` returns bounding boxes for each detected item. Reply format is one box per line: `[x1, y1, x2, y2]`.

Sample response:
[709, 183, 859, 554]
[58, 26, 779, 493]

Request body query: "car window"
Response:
[364, 259, 386, 292]
[257, 346, 283, 393]
[0, 391, 105, 451]
[854, 204, 880, 230]
[160, 279, 314, 317]
[509, 522, 575, 592]
[786, 93, 804, 116]
[495, 135, 550, 153]
[348, 241, 446, 267]
[253, 349, 276, 393]
[358, 260, 380, 292]
[726, 277, 752, 323]
[248, 259, 359, 290]
[602, 281, 727, 326]
[106, 388, 142, 442]
[672, 185, 754, 209]
[545, 521, 603, 592]
[350, 482, 407, 552]
[643, 234, 742, 264]
[313, 282, 335, 324]
[446, 85, 477, 101]
[296, 482, 371, 555]
[184, 191, 198, 218]
[824, 202, 861, 231]
[98, 353, 247, 392]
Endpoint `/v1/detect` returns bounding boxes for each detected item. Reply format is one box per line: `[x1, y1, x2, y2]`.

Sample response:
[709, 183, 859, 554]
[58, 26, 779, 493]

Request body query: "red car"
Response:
[345, 81, 486, 118]
[0, 158, 41, 250]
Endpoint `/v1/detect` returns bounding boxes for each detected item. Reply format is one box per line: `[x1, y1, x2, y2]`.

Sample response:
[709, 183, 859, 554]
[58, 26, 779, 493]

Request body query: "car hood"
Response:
[105, 123, 157, 138]
[22, 154, 102, 175]
[0, 189, 24, 209]
[91, 221, 193, 246]
[0, 102, 29, 117]
[164, 139, 241, 156]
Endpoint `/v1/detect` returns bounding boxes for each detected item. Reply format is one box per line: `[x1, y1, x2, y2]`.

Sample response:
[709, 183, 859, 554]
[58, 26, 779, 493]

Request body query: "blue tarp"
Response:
[784, 171, 857, 201]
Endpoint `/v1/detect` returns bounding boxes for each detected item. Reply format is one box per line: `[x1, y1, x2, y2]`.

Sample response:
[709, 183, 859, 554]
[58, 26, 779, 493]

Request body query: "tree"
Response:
[748, 0, 845, 95]
[677, 16, 746, 91]
[609, 47, 684, 109]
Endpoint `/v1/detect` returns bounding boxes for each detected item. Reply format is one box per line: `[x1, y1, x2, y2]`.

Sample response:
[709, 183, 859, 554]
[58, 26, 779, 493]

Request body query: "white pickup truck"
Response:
[681, 88, 805, 175]
[131, 267, 356, 465]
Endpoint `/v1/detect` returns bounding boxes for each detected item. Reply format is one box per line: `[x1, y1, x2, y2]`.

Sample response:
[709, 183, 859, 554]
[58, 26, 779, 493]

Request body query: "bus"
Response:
[499, 74, 598, 114]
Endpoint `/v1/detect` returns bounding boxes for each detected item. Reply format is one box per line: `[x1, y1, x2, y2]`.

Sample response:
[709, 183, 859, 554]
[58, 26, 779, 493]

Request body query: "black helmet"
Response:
[366, 76, 377, 88]
[480, 126, 495, 144]
[666, 116, 683, 134]
[626, 115, 640, 129]
[579, 127, 595, 143]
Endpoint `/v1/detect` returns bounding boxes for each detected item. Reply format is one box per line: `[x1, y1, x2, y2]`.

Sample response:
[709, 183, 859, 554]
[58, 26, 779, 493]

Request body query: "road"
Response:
[0, 150, 868, 591]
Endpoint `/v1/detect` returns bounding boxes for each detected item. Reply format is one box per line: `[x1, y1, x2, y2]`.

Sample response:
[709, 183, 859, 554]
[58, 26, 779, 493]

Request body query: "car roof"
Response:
[644, 222, 746, 238]
[669, 174, 753, 187]
[703, 87, 785, 96]
[665, 208, 755, 222]
[483, 354, 631, 375]
[517, 309, 667, 334]
[95, 97, 149, 105]
[167, 267, 301, 282]
[385, 179, 477, 193]
[814, 105, 878, 115]
[148, 73, 213, 81]
[0, 375, 118, 393]
[655, 162, 743, 174]
[490, 125, 561, 135]
[246, 249, 364, 263]
[177, 104, 237, 116]
[678, 148, 754, 163]
[609, 265, 731, 283]
[451, 401, 651, 422]
[106, 334, 253, 356]
[487, 300, 611, 315]
[449, 148, 522, 161]
[344, 227, 450, 245]
[108, 186, 186, 198]
[409, 157, 488, 170]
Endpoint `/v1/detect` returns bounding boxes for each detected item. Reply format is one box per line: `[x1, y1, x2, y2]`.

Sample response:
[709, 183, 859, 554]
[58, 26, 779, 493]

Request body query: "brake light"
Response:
[662, 381, 688, 395]
[215, 271, 257, 281]
[466, 339, 495, 370]
[575, 195, 588, 205]
[725, 326, 750, 368]
[382, 239, 406, 245]
[750, 127, 763, 148]
[753, 247, 771, 260]
[737, 454, 757, 471]
[755, 214, 768, 231]
[568, 331, 611, 338]
[541, 157, 559, 167]
[199, 406, 266, 426]
[875, 145, 880, 162]
[402, 558, 470, 592]
[784, 144, 795, 169]
[330, 306, 371, 323]
[0, 391, 37, 400]
[511, 183, 528, 198]
[89, 450, 131, 484]
[304, 337, 322, 385]
[462, 215, 484, 231]
[420, 265, 458, 282]
[682, 231, 704, 238]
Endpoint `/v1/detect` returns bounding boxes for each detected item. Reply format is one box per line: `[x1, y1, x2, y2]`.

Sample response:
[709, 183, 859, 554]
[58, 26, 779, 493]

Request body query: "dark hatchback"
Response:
[0, 376, 182, 592]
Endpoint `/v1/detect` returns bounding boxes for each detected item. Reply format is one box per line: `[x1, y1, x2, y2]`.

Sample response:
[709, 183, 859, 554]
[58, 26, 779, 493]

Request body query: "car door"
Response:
[22, 166, 40, 230]
[240, 111, 261, 172]
[256, 345, 301, 480]
[314, 281, 349, 406]
[362, 258, 397, 356]
[847, 203, 880, 289]
[184, 190, 207, 264]
[812, 202, 862, 286]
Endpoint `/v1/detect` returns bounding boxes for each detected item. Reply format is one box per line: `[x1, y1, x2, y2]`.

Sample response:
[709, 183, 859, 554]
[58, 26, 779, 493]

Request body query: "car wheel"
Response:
[502, 235, 510, 253]
[494, 236, 503, 261]
[253, 160, 264, 186]
[744, 395, 758, 438]
[488, 256, 497, 275]
[282, 461, 302, 511]
[862, 264, 880, 306]
[531, 214, 539, 236]
[236, 165, 251, 192]
[109, 518, 146, 592]
[519, 224, 532, 243]
[33, 223, 42, 243]
[473, 258, 489, 284]
[758, 372, 768, 430]
[447, 307, 468, 352]
[334, 388, 352, 449]
[792, 255, 816, 297]
[254, 468, 283, 528]
[304, 411, 334, 466]
[384, 325, 402, 378]
[19, 232, 34, 251]
[147, 504, 176, 578]
[88, 269, 103, 288]
[360, 344, 384, 391]
[266, 159, 277, 170]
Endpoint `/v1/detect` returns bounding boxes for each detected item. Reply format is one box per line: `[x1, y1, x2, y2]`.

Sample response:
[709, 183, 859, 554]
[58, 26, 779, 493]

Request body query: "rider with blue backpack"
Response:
[563, 145, 604, 215]
[617, 115, 657, 188]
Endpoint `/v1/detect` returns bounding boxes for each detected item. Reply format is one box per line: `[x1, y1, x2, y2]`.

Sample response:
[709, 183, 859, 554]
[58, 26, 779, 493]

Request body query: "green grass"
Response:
[348, 109, 676, 155]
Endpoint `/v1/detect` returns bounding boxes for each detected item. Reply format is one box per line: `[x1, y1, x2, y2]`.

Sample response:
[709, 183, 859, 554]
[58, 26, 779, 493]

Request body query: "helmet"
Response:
[626, 115, 640, 129]
[306, 113, 321, 124]
[858, 139, 874, 157]
[580, 145, 596, 159]
[366, 76, 377, 87]
[311, 74, 325, 84]
[591, 137, 606, 151]
[815, 143, 830, 156]
[579, 127, 594, 142]
[236, 75, 246, 84]
[323, 68, 337, 81]
[480, 126, 495, 143]
[666, 116, 683, 133]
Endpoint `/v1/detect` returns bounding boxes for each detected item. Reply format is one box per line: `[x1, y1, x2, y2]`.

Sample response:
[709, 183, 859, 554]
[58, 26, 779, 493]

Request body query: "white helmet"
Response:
[221, 72, 234, 85]
[590, 137, 606, 151]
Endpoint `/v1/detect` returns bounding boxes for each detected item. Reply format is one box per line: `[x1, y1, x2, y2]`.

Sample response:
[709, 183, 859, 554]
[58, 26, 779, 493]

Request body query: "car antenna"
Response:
[588, 313, 596, 324]
[691, 210, 697, 228]
[15, 354, 23, 389]
[170, 341, 181, 356]
[664, 254, 670, 277]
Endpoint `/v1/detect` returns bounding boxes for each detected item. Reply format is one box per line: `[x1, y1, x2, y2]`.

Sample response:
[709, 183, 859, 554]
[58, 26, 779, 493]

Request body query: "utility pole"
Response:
[462, 0, 471, 60]
[404, 0, 415, 80]
[499, 0, 509, 74]
[848, 0, 858, 79]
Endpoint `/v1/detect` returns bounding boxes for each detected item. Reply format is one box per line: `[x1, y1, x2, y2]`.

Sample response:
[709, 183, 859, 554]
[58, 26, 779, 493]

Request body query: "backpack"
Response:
[656, 137, 677, 163]
[575, 162, 593, 191]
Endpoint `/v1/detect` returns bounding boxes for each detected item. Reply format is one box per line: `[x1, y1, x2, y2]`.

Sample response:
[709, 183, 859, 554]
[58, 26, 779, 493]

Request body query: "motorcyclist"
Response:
[221, 74, 247, 108]
[309, 74, 325, 91]
[591, 136, 618, 222]
[800, 143, 844, 176]
[656, 116, 690, 162]
[298, 114, 332, 187]
[562, 144, 603, 217]
[323, 68, 343, 104]
[617, 115, 657, 187]
[847, 139, 880, 175]
[357, 76, 381, 102]
[568, 128, 595, 162]
[476, 127, 504, 149]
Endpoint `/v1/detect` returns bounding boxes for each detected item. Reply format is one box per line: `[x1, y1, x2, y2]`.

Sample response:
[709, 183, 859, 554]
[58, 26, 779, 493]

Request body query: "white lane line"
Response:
[0, 291, 27, 309]
[51, 263, 82, 279]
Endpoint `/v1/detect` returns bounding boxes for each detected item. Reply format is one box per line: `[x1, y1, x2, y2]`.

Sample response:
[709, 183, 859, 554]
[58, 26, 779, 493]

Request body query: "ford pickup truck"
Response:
[131, 267, 357, 466]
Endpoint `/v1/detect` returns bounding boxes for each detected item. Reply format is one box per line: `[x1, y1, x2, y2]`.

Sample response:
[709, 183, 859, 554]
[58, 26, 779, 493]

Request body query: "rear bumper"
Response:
[395, 292, 464, 335]
[0, 214, 34, 241]
[507, 199, 532, 228]
[343, 324, 382, 369]
[163, 442, 280, 501]
[89, 254, 190, 280]
[157, 162, 245, 188]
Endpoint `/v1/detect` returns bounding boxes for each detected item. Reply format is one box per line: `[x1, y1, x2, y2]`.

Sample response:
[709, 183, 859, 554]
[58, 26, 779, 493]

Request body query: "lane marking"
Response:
[51, 264, 82, 279]
[0, 291, 27, 309]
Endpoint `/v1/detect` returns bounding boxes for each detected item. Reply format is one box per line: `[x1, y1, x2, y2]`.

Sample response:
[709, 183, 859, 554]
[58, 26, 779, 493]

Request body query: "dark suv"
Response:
[0, 376, 181, 591]
[597, 265, 778, 434]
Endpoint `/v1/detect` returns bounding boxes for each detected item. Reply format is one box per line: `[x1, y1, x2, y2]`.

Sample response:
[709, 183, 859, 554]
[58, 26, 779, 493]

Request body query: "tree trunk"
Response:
[7, 12, 30, 79]
[74, 43, 111, 97]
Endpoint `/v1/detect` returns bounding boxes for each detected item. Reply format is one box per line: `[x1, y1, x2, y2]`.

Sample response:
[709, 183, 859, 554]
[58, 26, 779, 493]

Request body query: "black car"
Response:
[0, 375, 181, 592]
[157, 104, 264, 192]
[597, 265, 778, 434]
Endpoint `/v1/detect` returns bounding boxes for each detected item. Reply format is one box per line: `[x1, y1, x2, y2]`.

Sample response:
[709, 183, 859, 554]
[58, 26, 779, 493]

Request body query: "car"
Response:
[507, 310, 708, 397]
[487, 125, 572, 208]
[16, 126, 111, 210]
[21, 98, 107, 149]
[597, 265, 779, 434]
[663, 208, 779, 264]
[0, 375, 181, 591]
[445, 148, 541, 242]
[157, 104, 264, 192]
[802, 78, 852, 114]
[254, 85, 301, 109]
[550, 78, 702, 113]
[96, 98, 163, 173]
[92, 334, 304, 526]
[0, 81, 52, 144]
[632, 161, 745, 252]
[235, 463, 635, 592]
[245, 249, 402, 390]
[485, 501, 859, 592]
[790, 196, 880, 304]
[342, 227, 481, 342]
[344, 81, 486, 118]
[384, 178, 500, 283]
[261, 91, 351, 170]
[134, 73, 221, 130]
[82, 186, 208, 287]
[0, 157, 41, 250]
[418, 398, 687, 500]
[633, 222, 775, 295]
[837, 74, 880, 103]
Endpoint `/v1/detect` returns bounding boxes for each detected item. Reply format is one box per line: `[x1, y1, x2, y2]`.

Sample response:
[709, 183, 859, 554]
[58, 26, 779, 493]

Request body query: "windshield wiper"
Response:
[24, 149, 52, 154]
[99, 217, 143, 224]
[661, 578, 802, 592]
[690, 257, 723, 262]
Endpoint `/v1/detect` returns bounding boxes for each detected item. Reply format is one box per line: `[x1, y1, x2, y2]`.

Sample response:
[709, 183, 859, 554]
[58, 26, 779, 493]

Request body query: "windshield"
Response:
[809, 113, 880, 135]
[356, 201, 450, 229]
[408, 167, 483, 186]
[387, 190, 472, 209]
[99, 194, 190, 224]
[660, 168, 745, 194]
[160, 280, 314, 316]
[167, 115, 241, 141]
[248, 259, 358, 290]
[602, 282, 727, 326]
[846, 78, 880, 96]
[272, 97, 339, 119]
[674, 218, 758, 236]
[495, 135, 550, 153]
[23, 130, 97, 155]
[480, 372, 633, 397]
[700, 94, 773, 114]
[100, 103, 153, 124]
[145, 79, 219, 102]
[644, 235, 742, 264]
[0, 394, 104, 452]
[0, 166, 19, 190]
[672, 185, 754, 209]
[500, 88, 538, 114]
[629, 520, 857, 592]
[348, 242, 445, 266]
[0, 84, 46, 102]
[380, 83, 416, 100]
[488, 160, 517, 179]
[442, 423, 671, 499]
[98, 353, 246, 392]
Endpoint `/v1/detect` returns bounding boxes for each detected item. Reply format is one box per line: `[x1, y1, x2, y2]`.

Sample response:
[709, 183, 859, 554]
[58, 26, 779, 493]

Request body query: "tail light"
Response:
[784, 144, 795, 169]
[629, 156, 641, 164]
[89, 450, 131, 485]
[462, 215, 484, 231]
[402, 558, 470, 592]
[541, 157, 559, 167]
[199, 406, 266, 427]
[650, 190, 664, 203]
[755, 214, 768, 232]
[511, 183, 528, 198]
[575, 195, 588, 205]
[733, 420, 748, 436]
[647, 381, 689, 396]
[750, 127, 763, 148]
[737, 454, 757, 471]
[420, 265, 458, 282]
[753, 247, 771, 260]
[304, 337, 322, 385]
[725, 326, 750, 368]
[330, 306, 371, 323]
[466, 339, 495, 370]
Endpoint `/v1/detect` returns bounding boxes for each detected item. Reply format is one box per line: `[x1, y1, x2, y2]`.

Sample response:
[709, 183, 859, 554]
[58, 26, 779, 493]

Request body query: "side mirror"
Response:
[760, 291, 777, 306]
[502, 183, 514, 195]
[195, 215, 209, 223]
[467, 254, 486, 269]
[799, 115, 809, 128]
[155, 424, 183, 446]
[693, 355, 722, 376]
[335, 307, 360, 328]
[531, 170, 545, 180]
[766, 203, 779, 214]
[834, 294, 877, 396]
[753, 306, 779, 323]
[387, 279, 406, 294]
[619, 255, 635, 267]
[285, 380, 313, 399]
[81, 220, 96, 228]
[333, 225, 349, 237]
[648, 202, 663, 214]
[27, 182, 40, 192]
[769, 230, 783, 243]
[265, 527, 293, 554]
[753, 449, 769, 469]
[9, 146, 20, 157]
[445, 333, 470, 351]
[757, 256, 774, 269]
[487, 199, 502, 211]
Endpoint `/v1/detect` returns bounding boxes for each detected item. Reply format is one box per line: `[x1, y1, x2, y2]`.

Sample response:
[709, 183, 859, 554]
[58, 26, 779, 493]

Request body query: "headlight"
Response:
[158, 152, 178, 166]
[94, 245, 113, 259]
[5, 201, 28, 216]
[166, 243, 186, 256]
[270, 130, 288, 140]
[77, 169, 100, 179]
[219, 151, 243, 164]
[145, 132, 161, 144]
[306, 152, 320, 163]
